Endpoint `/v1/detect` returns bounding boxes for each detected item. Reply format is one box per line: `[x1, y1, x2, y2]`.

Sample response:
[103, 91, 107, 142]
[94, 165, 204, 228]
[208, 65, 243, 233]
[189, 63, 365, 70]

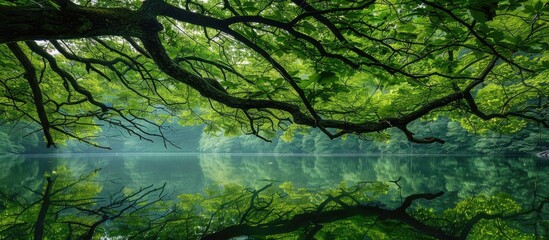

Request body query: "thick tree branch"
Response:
[139, 30, 523, 143]
[7, 43, 56, 147]
[398, 125, 445, 144]
[0, 0, 545, 147]
[0, 4, 162, 43]
[155, 1, 325, 127]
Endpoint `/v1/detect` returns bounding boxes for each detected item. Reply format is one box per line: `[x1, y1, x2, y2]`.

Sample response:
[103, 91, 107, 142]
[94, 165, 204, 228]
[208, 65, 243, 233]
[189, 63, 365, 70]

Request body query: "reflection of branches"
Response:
[3, 175, 547, 239]
[199, 182, 549, 240]
[34, 177, 53, 240]
[202, 187, 452, 240]
[239, 183, 274, 224]
[64, 183, 169, 240]
[0, 169, 169, 240]
[390, 177, 403, 203]
[458, 197, 549, 240]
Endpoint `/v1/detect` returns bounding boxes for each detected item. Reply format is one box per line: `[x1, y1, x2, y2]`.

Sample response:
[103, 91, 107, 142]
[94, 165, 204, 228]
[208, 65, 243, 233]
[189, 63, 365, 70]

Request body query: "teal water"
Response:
[1, 153, 547, 209]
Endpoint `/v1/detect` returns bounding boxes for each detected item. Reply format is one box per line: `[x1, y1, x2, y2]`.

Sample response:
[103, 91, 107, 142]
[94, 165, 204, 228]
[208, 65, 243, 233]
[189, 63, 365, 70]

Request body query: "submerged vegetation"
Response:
[1, 167, 547, 239]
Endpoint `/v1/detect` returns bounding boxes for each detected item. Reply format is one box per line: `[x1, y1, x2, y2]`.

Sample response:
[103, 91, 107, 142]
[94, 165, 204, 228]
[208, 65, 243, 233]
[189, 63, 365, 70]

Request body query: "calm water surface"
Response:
[1, 153, 547, 208]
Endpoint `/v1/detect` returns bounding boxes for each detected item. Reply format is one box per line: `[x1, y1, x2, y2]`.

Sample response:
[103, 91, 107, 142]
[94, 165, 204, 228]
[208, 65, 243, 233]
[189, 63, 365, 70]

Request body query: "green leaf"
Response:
[535, 1, 543, 11]
[242, 2, 258, 12]
[220, 81, 237, 89]
[298, 77, 315, 89]
[273, 78, 285, 87]
[317, 71, 338, 86]
[468, 0, 499, 22]
[300, 21, 316, 32]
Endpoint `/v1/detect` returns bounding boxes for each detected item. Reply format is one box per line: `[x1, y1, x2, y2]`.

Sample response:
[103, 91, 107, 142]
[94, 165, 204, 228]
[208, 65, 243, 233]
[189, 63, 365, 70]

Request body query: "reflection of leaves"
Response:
[1, 163, 545, 239]
[0, 167, 102, 239]
[441, 193, 535, 239]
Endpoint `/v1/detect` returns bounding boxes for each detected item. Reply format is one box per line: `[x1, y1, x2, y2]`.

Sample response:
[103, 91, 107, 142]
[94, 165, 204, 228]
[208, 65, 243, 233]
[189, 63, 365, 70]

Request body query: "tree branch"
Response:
[7, 42, 56, 147]
[0, 4, 162, 44]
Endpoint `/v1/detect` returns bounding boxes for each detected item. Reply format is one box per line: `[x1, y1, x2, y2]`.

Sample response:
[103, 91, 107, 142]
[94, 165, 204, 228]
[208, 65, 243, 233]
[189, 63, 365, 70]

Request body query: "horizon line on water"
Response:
[0, 152, 536, 158]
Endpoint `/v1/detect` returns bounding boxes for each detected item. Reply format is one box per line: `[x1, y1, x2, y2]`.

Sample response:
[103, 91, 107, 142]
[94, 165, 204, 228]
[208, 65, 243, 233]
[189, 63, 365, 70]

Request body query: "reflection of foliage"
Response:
[0, 156, 40, 189]
[196, 182, 449, 239]
[190, 181, 391, 239]
[1, 166, 548, 239]
[0, 167, 102, 239]
[0, 167, 169, 239]
[198, 154, 546, 210]
[445, 193, 529, 239]
[0, 123, 39, 154]
[416, 193, 548, 239]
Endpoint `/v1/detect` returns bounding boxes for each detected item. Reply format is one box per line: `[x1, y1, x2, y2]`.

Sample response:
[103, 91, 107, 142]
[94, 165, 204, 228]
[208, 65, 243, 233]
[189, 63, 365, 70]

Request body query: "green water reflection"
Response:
[1, 153, 546, 208]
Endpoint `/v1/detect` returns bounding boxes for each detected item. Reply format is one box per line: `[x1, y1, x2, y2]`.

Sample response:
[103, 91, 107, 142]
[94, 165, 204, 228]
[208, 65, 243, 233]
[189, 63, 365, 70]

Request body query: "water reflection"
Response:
[199, 154, 546, 208]
[0, 154, 546, 208]
[0, 155, 40, 190]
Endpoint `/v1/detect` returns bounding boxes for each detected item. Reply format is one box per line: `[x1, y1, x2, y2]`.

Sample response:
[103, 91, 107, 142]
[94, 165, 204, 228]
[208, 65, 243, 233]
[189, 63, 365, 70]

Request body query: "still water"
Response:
[1, 153, 547, 209]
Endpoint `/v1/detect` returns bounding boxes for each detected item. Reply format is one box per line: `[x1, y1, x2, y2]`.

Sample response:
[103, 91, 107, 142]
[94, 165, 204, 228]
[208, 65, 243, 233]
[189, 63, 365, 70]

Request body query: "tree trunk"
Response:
[0, 4, 161, 43]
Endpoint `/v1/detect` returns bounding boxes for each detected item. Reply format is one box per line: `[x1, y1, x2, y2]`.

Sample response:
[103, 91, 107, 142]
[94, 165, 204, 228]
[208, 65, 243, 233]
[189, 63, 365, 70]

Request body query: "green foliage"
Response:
[0, 0, 546, 149]
[197, 118, 547, 155]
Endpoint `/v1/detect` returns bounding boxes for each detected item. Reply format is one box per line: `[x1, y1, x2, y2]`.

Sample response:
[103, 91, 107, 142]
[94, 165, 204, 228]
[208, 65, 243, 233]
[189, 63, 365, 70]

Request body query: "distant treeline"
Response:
[0, 122, 202, 154]
[1, 118, 547, 155]
[198, 118, 548, 155]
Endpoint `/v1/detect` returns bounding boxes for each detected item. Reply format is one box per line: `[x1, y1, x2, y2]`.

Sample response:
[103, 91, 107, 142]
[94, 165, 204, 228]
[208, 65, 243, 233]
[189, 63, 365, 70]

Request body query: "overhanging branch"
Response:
[0, 4, 161, 44]
[7, 42, 56, 147]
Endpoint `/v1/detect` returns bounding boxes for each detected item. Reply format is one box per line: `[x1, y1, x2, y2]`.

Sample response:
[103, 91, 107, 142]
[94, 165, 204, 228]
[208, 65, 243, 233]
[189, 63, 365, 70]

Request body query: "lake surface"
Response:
[1, 153, 547, 209]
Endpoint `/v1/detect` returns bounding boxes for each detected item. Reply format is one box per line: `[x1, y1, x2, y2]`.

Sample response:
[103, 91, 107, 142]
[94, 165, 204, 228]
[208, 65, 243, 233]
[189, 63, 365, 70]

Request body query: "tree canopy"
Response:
[0, 0, 547, 149]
